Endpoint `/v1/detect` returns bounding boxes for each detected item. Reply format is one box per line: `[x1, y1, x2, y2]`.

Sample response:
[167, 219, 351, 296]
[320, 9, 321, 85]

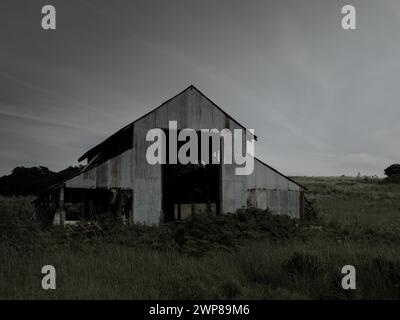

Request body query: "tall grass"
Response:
[1, 177, 400, 300]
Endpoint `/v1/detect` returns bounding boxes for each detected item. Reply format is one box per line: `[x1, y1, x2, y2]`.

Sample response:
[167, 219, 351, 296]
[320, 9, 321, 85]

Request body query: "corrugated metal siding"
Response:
[133, 111, 162, 225]
[65, 149, 133, 189]
[245, 159, 301, 218]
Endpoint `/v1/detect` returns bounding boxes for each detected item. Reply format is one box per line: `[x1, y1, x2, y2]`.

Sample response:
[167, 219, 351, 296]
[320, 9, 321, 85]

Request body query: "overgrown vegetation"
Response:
[1, 176, 400, 299]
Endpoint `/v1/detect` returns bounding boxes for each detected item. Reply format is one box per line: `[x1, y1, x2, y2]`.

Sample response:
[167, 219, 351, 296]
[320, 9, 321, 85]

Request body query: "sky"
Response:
[0, 0, 399, 177]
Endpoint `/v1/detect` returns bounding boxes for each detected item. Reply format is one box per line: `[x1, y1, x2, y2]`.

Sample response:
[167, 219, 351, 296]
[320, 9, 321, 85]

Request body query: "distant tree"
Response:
[384, 164, 400, 183]
[384, 164, 400, 177]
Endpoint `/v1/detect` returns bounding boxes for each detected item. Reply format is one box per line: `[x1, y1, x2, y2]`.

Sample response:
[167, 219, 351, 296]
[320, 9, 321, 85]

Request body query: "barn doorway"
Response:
[162, 163, 220, 222]
[161, 129, 221, 222]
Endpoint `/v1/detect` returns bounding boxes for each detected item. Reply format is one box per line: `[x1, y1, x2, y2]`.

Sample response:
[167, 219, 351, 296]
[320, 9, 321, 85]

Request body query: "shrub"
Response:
[303, 198, 319, 222]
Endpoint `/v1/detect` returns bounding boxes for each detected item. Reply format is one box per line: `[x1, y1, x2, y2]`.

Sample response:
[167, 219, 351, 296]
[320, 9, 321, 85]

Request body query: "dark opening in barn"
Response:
[162, 163, 220, 222]
[161, 129, 221, 222]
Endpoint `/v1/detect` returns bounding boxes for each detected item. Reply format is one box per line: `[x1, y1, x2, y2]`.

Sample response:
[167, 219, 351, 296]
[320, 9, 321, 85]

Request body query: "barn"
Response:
[34, 85, 305, 226]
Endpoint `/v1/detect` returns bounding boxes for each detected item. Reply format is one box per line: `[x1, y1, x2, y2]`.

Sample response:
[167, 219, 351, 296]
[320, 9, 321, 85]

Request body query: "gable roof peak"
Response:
[78, 84, 256, 162]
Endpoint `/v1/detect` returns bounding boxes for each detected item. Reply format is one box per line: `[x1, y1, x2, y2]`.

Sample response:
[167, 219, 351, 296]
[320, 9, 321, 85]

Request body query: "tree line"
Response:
[0, 166, 82, 196]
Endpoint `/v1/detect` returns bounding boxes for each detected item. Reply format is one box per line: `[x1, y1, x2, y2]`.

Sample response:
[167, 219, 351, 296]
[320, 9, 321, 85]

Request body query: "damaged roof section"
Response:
[79, 125, 133, 167]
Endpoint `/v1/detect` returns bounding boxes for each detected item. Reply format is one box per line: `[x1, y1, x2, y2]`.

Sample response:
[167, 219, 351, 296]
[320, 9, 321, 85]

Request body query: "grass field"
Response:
[1, 176, 400, 299]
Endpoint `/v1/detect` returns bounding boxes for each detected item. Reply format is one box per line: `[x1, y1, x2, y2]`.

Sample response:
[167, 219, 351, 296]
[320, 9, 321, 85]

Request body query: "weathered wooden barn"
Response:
[34, 85, 305, 226]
